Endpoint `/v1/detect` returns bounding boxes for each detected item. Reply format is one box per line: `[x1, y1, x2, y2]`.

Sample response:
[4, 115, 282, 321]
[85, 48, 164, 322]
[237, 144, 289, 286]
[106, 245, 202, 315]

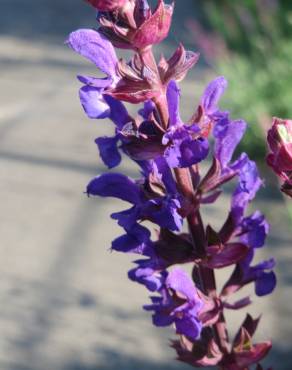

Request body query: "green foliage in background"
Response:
[199, 0, 292, 159]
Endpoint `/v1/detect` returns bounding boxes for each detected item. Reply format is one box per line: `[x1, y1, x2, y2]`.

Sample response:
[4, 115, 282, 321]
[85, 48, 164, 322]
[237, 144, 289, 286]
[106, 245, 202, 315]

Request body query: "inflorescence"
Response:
[67, 1, 276, 369]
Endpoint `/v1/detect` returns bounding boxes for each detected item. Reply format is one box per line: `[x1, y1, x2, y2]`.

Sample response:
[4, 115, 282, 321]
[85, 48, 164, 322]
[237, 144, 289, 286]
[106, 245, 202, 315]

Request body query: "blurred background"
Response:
[0, 0, 291, 369]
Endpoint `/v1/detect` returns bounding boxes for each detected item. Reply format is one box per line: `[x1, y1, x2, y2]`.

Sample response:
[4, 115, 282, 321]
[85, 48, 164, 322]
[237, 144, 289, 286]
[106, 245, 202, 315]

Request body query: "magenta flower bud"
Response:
[85, 0, 127, 11]
[267, 117, 292, 175]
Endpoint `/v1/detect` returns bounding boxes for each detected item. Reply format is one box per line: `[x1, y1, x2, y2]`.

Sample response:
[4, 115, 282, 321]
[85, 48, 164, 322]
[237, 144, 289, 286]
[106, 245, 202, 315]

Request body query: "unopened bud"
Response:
[267, 117, 292, 173]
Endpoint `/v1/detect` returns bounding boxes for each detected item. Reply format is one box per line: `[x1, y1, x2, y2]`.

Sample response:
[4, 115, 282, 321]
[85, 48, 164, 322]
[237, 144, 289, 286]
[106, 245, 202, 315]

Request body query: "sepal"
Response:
[171, 333, 223, 367]
[158, 44, 200, 83]
[204, 243, 249, 269]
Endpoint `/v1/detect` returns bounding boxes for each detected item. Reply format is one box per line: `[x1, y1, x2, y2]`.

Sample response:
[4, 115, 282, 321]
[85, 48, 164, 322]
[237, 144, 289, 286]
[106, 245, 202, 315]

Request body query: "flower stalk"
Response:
[67, 1, 276, 369]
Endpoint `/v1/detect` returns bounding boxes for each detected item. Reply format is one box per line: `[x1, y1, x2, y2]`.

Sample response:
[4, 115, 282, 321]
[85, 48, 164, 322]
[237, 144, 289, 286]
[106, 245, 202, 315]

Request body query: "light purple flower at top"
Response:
[162, 80, 209, 168]
[67, 29, 119, 119]
[144, 268, 203, 340]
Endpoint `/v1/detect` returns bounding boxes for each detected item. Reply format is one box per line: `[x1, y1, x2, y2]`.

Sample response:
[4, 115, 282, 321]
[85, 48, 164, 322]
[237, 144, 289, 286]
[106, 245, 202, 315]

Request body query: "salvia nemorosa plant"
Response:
[67, 1, 277, 368]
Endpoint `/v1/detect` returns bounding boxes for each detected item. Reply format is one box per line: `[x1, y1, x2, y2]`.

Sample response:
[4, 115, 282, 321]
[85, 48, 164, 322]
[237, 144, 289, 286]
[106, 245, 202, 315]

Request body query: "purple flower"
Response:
[128, 227, 197, 291]
[67, 29, 119, 119]
[162, 80, 209, 168]
[111, 223, 153, 255]
[95, 95, 131, 168]
[194, 76, 229, 138]
[129, 258, 167, 292]
[240, 211, 269, 249]
[86, 160, 183, 231]
[214, 117, 247, 168]
[240, 250, 276, 297]
[144, 268, 203, 340]
[230, 154, 263, 223]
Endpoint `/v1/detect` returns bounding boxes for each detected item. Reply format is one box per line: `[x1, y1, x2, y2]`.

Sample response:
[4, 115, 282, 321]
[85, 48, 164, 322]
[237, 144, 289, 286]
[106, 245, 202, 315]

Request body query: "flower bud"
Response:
[99, 0, 173, 50]
[132, 0, 173, 49]
[85, 0, 127, 11]
[267, 117, 292, 174]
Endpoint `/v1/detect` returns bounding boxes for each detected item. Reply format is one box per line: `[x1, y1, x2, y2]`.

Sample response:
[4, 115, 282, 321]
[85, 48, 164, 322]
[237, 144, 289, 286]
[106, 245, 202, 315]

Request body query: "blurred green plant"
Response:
[188, 0, 292, 159]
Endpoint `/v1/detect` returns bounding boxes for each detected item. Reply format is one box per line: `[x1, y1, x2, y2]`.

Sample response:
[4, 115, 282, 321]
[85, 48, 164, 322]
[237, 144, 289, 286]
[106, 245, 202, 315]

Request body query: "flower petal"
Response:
[67, 29, 118, 77]
[240, 211, 269, 248]
[79, 85, 110, 119]
[201, 76, 227, 114]
[255, 271, 277, 297]
[104, 95, 130, 129]
[167, 80, 183, 127]
[87, 173, 141, 204]
[166, 268, 198, 302]
[95, 136, 121, 169]
[175, 316, 202, 340]
[112, 224, 152, 255]
[214, 118, 247, 167]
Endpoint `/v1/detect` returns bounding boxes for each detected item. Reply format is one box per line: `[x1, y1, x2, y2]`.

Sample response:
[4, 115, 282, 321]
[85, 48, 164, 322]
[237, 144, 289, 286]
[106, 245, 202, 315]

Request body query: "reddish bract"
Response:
[267, 117, 292, 175]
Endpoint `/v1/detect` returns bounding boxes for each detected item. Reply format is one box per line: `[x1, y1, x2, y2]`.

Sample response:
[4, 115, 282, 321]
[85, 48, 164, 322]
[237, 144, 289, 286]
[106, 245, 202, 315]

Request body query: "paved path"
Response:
[0, 1, 291, 369]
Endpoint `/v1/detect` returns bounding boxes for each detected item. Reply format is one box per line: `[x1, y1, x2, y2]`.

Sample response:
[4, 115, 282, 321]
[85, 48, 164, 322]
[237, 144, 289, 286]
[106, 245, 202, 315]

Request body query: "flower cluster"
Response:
[267, 117, 292, 198]
[68, 1, 276, 369]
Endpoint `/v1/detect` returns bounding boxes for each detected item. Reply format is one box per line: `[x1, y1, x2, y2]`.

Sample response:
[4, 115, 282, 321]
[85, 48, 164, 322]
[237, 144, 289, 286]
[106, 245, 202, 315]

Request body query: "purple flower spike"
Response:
[69, 2, 276, 365]
[144, 268, 203, 340]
